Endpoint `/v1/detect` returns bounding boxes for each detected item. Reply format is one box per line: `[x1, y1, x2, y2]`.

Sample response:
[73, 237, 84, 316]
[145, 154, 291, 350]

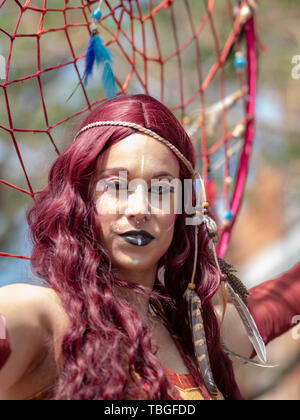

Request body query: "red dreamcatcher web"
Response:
[0, 0, 258, 271]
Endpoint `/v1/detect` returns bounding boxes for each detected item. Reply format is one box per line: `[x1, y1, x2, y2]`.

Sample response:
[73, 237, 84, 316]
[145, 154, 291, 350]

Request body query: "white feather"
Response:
[225, 282, 267, 364]
[222, 344, 277, 368]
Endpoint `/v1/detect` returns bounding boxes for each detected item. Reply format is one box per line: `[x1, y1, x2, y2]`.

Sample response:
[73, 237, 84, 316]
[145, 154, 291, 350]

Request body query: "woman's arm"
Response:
[247, 262, 300, 351]
[0, 283, 52, 392]
[219, 262, 300, 365]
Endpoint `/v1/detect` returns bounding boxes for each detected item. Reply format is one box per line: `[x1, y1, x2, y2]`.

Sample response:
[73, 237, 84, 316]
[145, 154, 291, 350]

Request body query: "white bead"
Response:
[225, 176, 233, 185]
[240, 5, 252, 24]
[232, 123, 245, 138]
[223, 219, 231, 227]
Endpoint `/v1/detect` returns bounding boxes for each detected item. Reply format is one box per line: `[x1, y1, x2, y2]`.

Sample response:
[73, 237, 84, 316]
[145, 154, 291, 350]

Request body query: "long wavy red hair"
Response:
[27, 94, 243, 400]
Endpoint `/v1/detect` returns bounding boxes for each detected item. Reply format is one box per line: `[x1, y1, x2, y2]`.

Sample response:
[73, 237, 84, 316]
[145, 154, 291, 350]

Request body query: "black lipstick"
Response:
[119, 230, 154, 247]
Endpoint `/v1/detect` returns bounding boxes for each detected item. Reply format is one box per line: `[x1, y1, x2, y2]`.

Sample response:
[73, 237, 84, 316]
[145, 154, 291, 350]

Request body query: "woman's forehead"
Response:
[97, 133, 180, 178]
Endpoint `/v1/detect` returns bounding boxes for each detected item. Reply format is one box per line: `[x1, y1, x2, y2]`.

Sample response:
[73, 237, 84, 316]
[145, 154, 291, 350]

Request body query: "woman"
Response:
[0, 94, 299, 400]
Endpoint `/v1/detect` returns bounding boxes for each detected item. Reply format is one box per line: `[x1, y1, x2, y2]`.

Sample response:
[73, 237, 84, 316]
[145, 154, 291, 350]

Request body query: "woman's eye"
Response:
[106, 180, 127, 190]
[151, 184, 174, 194]
[102, 180, 174, 195]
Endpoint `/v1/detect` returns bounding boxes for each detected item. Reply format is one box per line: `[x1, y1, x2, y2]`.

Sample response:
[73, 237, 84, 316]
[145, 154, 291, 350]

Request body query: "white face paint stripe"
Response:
[140, 155, 145, 176]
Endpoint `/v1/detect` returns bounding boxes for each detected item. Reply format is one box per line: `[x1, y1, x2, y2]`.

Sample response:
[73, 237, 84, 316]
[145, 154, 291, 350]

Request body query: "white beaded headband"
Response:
[76, 121, 197, 182]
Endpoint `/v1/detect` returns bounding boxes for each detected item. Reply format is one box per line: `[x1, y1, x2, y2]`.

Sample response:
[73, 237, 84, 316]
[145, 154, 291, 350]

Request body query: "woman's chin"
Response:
[111, 254, 159, 274]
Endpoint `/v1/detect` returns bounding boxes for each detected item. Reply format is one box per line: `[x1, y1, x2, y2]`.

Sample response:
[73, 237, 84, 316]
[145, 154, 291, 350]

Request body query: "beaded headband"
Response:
[74, 119, 267, 399]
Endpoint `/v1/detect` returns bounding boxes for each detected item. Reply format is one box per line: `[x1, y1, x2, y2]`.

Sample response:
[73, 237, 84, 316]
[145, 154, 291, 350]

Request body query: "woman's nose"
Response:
[125, 184, 150, 218]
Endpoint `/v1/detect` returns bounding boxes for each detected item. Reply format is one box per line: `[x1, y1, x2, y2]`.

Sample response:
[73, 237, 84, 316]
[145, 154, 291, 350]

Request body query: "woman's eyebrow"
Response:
[99, 168, 176, 179]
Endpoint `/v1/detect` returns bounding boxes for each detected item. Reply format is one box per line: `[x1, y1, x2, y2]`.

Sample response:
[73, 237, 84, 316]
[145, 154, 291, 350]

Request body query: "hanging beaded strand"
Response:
[184, 174, 223, 399]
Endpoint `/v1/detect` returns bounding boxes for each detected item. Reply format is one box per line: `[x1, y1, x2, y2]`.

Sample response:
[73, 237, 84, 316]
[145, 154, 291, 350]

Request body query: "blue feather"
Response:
[93, 35, 112, 65]
[102, 61, 117, 99]
[84, 36, 96, 86]
[83, 33, 117, 98]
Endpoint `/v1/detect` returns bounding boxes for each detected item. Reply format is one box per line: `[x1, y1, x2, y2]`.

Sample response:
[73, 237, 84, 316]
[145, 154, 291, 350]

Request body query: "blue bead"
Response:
[234, 56, 246, 68]
[92, 9, 102, 21]
[224, 210, 234, 220]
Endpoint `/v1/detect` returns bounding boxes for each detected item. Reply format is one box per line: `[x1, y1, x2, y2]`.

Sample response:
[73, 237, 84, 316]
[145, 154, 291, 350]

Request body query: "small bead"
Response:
[202, 201, 210, 209]
[212, 234, 219, 243]
[92, 9, 102, 21]
[223, 210, 234, 226]
[232, 123, 246, 138]
[188, 283, 196, 290]
[240, 4, 252, 24]
[234, 55, 246, 68]
[224, 210, 234, 220]
[221, 273, 228, 281]
[225, 176, 232, 185]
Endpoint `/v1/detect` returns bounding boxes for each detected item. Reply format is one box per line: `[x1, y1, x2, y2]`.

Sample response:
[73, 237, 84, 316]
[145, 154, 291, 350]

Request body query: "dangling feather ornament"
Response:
[183, 208, 223, 400]
[190, 173, 271, 371]
[184, 284, 223, 400]
[196, 178, 269, 366]
[224, 281, 267, 363]
[216, 257, 273, 365]
[83, 7, 117, 99]
[221, 345, 277, 368]
[65, 5, 117, 103]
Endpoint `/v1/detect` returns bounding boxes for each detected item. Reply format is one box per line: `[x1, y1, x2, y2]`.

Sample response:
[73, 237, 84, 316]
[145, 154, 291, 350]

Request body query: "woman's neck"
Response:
[112, 264, 159, 325]
[112, 263, 158, 289]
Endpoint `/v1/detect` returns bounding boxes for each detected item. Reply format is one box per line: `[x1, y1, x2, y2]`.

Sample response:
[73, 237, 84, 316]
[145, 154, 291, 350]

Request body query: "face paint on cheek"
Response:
[0, 315, 11, 370]
[165, 223, 175, 233]
[163, 212, 177, 231]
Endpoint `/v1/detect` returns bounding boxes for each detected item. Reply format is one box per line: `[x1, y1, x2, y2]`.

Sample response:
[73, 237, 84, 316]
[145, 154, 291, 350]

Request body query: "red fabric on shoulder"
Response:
[0, 315, 11, 370]
[247, 262, 300, 347]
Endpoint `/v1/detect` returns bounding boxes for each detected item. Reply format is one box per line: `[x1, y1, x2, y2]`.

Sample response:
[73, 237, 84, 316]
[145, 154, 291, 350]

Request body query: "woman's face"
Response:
[94, 133, 180, 282]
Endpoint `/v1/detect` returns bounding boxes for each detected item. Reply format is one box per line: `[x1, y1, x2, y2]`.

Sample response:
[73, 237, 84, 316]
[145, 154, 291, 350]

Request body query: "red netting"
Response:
[0, 0, 258, 263]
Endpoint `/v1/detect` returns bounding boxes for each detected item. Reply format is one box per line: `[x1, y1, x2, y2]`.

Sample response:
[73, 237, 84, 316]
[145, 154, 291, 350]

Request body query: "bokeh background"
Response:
[0, 0, 299, 400]
[227, 0, 300, 400]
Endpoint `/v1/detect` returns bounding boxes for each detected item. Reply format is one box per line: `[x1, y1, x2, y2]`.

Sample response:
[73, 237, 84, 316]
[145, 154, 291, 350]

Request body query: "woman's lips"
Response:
[119, 230, 154, 247]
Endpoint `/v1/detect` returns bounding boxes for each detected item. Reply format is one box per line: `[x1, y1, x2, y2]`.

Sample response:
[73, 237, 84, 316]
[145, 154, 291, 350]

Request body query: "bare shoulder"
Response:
[0, 282, 55, 304]
[0, 283, 69, 393]
[0, 282, 69, 328]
